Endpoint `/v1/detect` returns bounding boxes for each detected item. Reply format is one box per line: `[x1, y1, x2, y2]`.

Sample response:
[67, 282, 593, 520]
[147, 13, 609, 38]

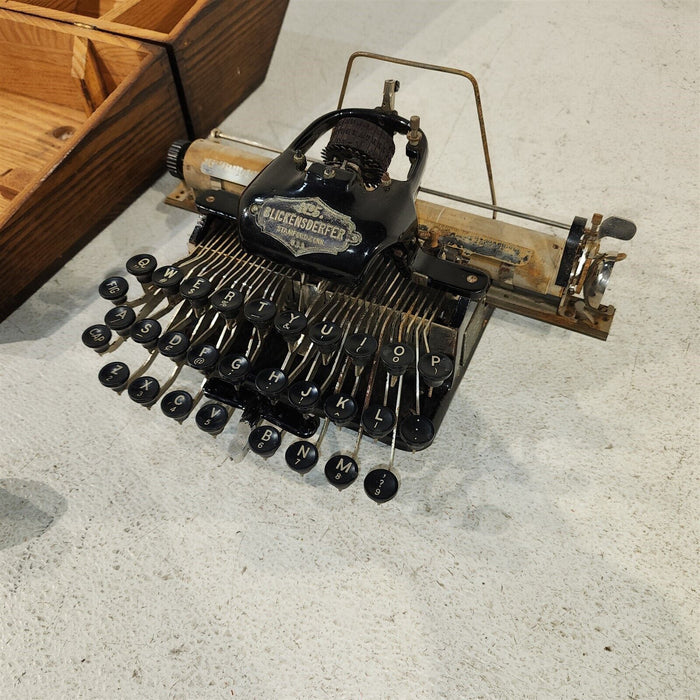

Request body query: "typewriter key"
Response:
[248, 425, 282, 457]
[104, 305, 136, 335]
[324, 454, 358, 488]
[130, 318, 162, 348]
[98, 362, 130, 389]
[361, 404, 396, 438]
[126, 254, 157, 283]
[344, 332, 378, 367]
[244, 298, 276, 328]
[151, 265, 184, 292]
[255, 368, 288, 397]
[274, 310, 308, 343]
[218, 353, 250, 383]
[364, 468, 399, 503]
[187, 344, 220, 373]
[82, 324, 112, 352]
[287, 381, 320, 412]
[418, 352, 454, 388]
[309, 321, 342, 354]
[324, 393, 357, 425]
[399, 415, 435, 450]
[127, 376, 160, 405]
[98, 276, 128, 304]
[380, 342, 415, 376]
[285, 440, 318, 472]
[180, 277, 212, 311]
[195, 402, 229, 434]
[161, 390, 193, 421]
[210, 288, 243, 319]
[158, 331, 190, 360]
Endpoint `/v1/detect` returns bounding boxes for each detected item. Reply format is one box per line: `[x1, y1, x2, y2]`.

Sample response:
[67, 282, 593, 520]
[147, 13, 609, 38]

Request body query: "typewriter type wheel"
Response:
[321, 117, 395, 185]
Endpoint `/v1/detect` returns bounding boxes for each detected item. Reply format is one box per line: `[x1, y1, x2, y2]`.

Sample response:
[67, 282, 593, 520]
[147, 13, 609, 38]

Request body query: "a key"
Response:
[127, 376, 160, 405]
[126, 254, 157, 284]
[158, 331, 190, 361]
[417, 352, 454, 388]
[160, 390, 193, 422]
[248, 425, 282, 457]
[195, 402, 230, 434]
[104, 305, 136, 336]
[130, 318, 162, 349]
[210, 288, 244, 320]
[82, 324, 112, 353]
[98, 362, 130, 390]
[98, 276, 129, 304]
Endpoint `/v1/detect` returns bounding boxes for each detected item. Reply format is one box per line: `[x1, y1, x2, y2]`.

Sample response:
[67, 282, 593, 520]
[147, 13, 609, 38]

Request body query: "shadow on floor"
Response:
[0, 479, 66, 550]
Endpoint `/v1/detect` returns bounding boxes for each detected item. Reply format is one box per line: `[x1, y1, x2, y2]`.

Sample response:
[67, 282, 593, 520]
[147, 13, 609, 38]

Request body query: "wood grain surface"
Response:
[0, 10, 186, 321]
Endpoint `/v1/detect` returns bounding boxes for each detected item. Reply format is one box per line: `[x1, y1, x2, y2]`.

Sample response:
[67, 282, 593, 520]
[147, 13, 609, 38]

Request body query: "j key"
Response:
[98, 362, 130, 389]
[104, 305, 136, 335]
[324, 393, 357, 426]
[361, 404, 396, 438]
[127, 376, 160, 405]
[82, 324, 112, 352]
[364, 468, 399, 503]
[399, 415, 435, 450]
[380, 342, 415, 376]
[218, 353, 250, 384]
[248, 425, 282, 457]
[130, 318, 162, 348]
[210, 288, 243, 319]
[255, 368, 288, 397]
[187, 344, 219, 373]
[324, 454, 358, 488]
[179, 277, 212, 311]
[126, 254, 157, 283]
[244, 298, 277, 329]
[98, 276, 128, 304]
[418, 352, 454, 388]
[287, 381, 320, 412]
[274, 310, 308, 343]
[158, 331, 190, 360]
[195, 402, 229, 434]
[309, 321, 342, 354]
[285, 440, 318, 472]
[160, 390, 193, 421]
[151, 265, 184, 292]
[344, 333, 378, 367]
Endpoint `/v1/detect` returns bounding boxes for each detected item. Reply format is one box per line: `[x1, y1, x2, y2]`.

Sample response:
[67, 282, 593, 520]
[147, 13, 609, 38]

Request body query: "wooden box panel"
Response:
[0, 10, 187, 320]
[0, 0, 289, 135]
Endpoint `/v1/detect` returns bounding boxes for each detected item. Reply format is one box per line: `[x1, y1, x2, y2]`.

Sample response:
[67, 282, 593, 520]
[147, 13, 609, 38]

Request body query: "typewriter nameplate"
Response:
[254, 196, 362, 257]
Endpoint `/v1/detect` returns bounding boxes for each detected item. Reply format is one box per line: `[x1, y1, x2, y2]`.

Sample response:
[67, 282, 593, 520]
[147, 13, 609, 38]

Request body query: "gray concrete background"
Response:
[1, 1, 698, 698]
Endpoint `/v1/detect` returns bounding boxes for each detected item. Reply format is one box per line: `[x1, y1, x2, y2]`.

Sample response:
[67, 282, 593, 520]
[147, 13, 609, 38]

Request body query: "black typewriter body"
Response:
[81, 55, 635, 502]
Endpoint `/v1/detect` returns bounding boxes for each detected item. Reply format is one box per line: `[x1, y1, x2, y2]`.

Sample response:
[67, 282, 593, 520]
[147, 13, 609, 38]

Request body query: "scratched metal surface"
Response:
[1, 1, 698, 698]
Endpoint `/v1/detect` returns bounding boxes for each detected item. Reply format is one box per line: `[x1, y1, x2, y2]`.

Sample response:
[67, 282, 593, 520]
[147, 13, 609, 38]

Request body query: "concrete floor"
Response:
[1, 1, 698, 698]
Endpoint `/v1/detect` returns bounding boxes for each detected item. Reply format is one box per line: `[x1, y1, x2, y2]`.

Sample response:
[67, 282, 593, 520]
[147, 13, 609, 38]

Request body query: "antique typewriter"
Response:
[81, 54, 636, 502]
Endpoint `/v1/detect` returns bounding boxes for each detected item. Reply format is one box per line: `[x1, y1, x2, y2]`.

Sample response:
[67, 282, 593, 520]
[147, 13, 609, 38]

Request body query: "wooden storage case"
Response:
[0, 9, 187, 320]
[0, 1, 287, 321]
[1, 0, 288, 135]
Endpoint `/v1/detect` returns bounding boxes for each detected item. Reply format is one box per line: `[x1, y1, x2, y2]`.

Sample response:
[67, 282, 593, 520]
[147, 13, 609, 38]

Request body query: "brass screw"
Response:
[206, 195, 215, 203]
[466, 274, 479, 284]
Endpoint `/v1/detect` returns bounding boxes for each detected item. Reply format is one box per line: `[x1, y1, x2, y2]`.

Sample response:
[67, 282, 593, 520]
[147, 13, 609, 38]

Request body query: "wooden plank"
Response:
[71, 36, 109, 113]
[106, 0, 195, 32]
[169, 0, 288, 135]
